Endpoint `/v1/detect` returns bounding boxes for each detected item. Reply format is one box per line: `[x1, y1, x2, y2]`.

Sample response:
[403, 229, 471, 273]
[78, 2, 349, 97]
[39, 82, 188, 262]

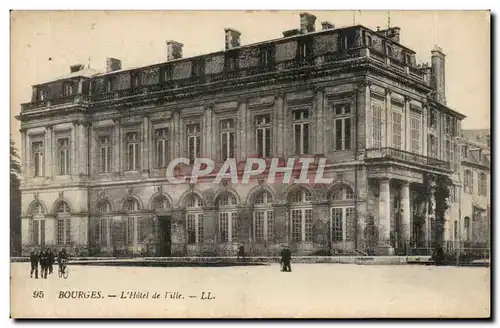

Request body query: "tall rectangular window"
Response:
[410, 115, 421, 153]
[291, 209, 303, 242]
[454, 220, 458, 240]
[333, 104, 352, 151]
[32, 141, 44, 177]
[428, 135, 438, 158]
[372, 104, 382, 148]
[100, 218, 108, 247]
[293, 109, 309, 155]
[126, 217, 135, 246]
[99, 136, 112, 173]
[155, 128, 170, 168]
[187, 213, 203, 244]
[331, 208, 343, 242]
[445, 139, 451, 163]
[58, 138, 70, 175]
[291, 208, 313, 242]
[464, 217, 471, 241]
[126, 132, 140, 171]
[187, 124, 201, 163]
[57, 218, 71, 245]
[32, 219, 45, 246]
[255, 114, 271, 158]
[392, 111, 402, 149]
[220, 119, 235, 161]
[219, 212, 236, 243]
[479, 173, 487, 196]
[464, 169, 474, 194]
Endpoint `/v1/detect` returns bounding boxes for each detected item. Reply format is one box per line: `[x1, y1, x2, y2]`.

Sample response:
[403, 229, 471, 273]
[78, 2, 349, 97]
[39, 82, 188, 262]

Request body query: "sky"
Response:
[9, 10, 490, 148]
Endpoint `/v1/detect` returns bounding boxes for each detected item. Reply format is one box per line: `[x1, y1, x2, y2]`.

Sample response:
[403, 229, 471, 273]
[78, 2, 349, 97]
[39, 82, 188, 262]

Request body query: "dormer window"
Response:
[39, 89, 47, 101]
[340, 36, 348, 50]
[386, 45, 393, 57]
[366, 35, 372, 48]
[63, 83, 73, 97]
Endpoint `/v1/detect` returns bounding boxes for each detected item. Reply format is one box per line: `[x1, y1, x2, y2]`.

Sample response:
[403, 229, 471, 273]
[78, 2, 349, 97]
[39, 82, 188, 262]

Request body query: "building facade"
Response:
[17, 13, 468, 257]
[452, 133, 490, 249]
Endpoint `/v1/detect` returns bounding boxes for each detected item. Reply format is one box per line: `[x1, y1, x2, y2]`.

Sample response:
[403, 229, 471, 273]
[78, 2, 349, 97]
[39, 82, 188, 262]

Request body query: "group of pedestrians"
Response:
[29, 248, 68, 279]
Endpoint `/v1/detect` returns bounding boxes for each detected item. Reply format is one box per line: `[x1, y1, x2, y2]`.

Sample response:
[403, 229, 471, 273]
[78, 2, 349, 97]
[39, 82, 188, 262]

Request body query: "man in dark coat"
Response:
[29, 250, 39, 279]
[280, 245, 292, 272]
[39, 249, 49, 279]
[237, 245, 245, 261]
[48, 248, 55, 274]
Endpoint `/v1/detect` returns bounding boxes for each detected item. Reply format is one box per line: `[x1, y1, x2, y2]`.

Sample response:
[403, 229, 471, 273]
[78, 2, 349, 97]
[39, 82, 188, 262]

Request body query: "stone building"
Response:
[451, 132, 490, 248]
[17, 13, 466, 257]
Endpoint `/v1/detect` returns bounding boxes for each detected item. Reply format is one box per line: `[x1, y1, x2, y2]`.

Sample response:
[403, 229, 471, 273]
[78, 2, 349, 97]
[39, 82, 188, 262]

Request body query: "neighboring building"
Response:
[462, 129, 490, 148]
[17, 13, 467, 257]
[451, 132, 490, 249]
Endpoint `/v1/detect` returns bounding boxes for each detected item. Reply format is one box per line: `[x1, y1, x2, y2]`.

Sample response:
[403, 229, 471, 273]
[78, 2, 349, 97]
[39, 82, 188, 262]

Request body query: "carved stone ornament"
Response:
[59, 191, 64, 199]
[34, 192, 39, 201]
[127, 187, 133, 196]
[258, 178, 265, 186]
[189, 183, 196, 191]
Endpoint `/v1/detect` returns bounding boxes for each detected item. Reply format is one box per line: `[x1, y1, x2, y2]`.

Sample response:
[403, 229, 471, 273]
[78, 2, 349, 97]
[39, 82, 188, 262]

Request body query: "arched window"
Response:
[29, 201, 46, 246]
[152, 195, 171, 211]
[94, 200, 111, 248]
[55, 201, 71, 246]
[186, 193, 204, 209]
[29, 201, 45, 215]
[331, 185, 355, 201]
[330, 184, 355, 244]
[185, 194, 204, 245]
[123, 198, 140, 212]
[288, 187, 313, 242]
[252, 190, 274, 242]
[217, 193, 238, 244]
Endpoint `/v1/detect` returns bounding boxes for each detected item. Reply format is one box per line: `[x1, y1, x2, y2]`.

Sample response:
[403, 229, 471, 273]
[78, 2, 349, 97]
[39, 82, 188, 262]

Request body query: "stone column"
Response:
[113, 120, 120, 174]
[314, 88, 325, 154]
[275, 92, 284, 157]
[378, 178, 393, 254]
[404, 97, 411, 152]
[365, 83, 372, 150]
[312, 201, 330, 249]
[173, 111, 181, 158]
[385, 90, 392, 148]
[237, 100, 248, 161]
[422, 105, 428, 157]
[401, 182, 411, 246]
[201, 206, 218, 254]
[20, 129, 27, 178]
[272, 203, 288, 246]
[45, 126, 52, 177]
[142, 115, 150, 170]
[71, 123, 78, 176]
[170, 209, 186, 256]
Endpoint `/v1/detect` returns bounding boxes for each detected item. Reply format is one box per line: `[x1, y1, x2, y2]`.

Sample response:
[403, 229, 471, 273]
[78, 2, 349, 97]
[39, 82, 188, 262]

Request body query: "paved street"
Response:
[10, 262, 490, 318]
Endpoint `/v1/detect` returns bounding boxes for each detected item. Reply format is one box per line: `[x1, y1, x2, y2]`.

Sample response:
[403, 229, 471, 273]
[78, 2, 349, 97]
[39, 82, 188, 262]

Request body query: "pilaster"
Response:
[237, 99, 248, 160]
[314, 87, 325, 154]
[272, 203, 288, 244]
[385, 89, 392, 148]
[378, 178, 393, 254]
[401, 182, 411, 243]
[113, 119, 120, 174]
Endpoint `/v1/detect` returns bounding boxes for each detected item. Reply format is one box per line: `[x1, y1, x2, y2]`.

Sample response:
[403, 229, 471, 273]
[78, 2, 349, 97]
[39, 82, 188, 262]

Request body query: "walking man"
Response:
[280, 245, 292, 272]
[48, 248, 55, 274]
[29, 250, 39, 279]
[39, 248, 49, 279]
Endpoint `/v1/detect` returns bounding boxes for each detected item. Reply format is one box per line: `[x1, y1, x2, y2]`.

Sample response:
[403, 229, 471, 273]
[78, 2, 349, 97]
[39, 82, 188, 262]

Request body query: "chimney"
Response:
[300, 12, 316, 33]
[225, 28, 241, 50]
[70, 64, 85, 73]
[387, 27, 401, 43]
[431, 45, 446, 105]
[419, 63, 432, 87]
[321, 21, 334, 30]
[105, 58, 122, 73]
[166, 40, 183, 61]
